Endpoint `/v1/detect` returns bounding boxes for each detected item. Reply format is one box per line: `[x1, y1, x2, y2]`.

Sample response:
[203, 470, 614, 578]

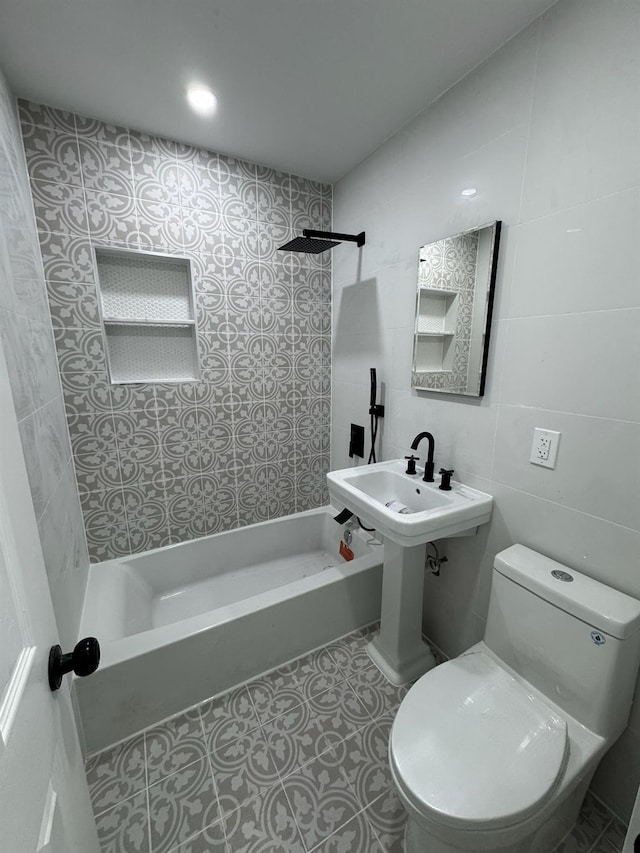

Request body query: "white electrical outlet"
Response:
[530, 428, 560, 469]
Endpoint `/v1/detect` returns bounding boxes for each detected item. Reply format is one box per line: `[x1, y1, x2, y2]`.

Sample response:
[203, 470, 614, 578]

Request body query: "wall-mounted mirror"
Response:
[411, 220, 501, 397]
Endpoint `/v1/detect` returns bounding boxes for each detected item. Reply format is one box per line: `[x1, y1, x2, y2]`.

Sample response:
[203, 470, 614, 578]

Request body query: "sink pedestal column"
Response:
[367, 540, 436, 685]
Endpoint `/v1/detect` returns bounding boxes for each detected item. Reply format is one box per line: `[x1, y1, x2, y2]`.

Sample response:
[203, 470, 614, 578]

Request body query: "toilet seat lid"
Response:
[390, 651, 568, 831]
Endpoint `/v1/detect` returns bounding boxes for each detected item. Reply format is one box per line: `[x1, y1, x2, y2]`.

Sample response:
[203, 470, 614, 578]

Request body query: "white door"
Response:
[0, 342, 99, 851]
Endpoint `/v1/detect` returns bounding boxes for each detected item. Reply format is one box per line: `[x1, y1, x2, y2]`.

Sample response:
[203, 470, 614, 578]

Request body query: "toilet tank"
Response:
[484, 545, 640, 740]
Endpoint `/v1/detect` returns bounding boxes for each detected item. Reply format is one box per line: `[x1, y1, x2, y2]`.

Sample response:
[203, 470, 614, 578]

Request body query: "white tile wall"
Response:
[0, 67, 89, 649]
[331, 0, 640, 821]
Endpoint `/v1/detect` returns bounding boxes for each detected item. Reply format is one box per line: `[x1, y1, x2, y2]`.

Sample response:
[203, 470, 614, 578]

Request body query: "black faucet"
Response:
[410, 432, 435, 482]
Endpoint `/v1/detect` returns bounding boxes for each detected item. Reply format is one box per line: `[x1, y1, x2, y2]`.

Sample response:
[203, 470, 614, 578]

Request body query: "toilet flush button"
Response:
[551, 570, 573, 582]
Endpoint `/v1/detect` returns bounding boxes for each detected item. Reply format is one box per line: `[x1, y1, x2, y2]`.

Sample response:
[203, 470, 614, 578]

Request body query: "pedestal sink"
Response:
[327, 460, 493, 684]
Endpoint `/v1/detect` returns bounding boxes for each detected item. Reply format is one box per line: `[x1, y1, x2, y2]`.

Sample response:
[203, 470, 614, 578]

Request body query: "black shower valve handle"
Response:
[405, 455, 419, 475]
[439, 468, 454, 491]
[48, 637, 100, 692]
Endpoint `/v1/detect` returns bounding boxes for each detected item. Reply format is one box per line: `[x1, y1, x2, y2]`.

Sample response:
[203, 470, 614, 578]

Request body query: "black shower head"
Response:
[278, 235, 340, 254]
[278, 229, 365, 254]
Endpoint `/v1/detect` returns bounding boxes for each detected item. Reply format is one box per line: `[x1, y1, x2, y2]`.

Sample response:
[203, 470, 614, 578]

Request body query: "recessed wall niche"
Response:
[95, 248, 199, 384]
[414, 289, 459, 372]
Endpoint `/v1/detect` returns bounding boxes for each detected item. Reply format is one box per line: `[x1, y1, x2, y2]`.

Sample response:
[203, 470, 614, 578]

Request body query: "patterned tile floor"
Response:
[85, 624, 628, 853]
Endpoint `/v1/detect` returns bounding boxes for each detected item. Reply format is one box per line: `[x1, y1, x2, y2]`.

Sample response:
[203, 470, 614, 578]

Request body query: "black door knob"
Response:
[48, 637, 100, 691]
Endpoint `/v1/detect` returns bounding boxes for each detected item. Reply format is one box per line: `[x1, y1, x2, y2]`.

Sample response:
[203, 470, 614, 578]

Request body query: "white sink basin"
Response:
[327, 459, 493, 546]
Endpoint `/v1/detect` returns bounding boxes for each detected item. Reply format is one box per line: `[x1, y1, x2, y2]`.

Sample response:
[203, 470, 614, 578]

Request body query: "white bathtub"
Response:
[75, 507, 383, 754]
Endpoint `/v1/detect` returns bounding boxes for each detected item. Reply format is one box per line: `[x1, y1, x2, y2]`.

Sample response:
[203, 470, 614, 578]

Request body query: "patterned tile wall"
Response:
[0, 74, 89, 649]
[18, 99, 332, 563]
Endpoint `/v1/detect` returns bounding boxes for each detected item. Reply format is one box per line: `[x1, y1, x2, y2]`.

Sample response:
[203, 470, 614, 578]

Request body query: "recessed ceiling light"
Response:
[461, 188, 477, 197]
[186, 85, 218, 116]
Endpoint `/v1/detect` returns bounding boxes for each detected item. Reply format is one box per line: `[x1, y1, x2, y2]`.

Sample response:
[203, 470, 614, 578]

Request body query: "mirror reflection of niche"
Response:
[412, 221, 501, 397]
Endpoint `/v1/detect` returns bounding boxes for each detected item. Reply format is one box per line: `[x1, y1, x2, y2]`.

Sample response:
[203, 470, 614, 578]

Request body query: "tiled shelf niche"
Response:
[414, 287, 459, 372]
[95, 248, 199, 384]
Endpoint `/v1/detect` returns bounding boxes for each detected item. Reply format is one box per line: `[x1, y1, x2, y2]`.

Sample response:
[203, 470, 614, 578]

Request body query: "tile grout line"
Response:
[150, 387, 173, 547]
[220, 236, 242, 531]
[288, 181, 300, 515]
[486, 479, 640, 535]
[234, 633, 379, 852]
[256, 184, 273, 525]
[514, 18, 542, 229]
[583, 792, 625, 853]
[495, 400, 640, 428]
[68, 107, 132, 555]
[203, 673, 322, 852]
[90, 785, 145, 821]
[141, 730, 153, 853]
[311, 709, 396, 852]
[289, 185, 300, 514]
[589, 788, 628, 829]
[505, 304, 640, 323]
[242, 670, 311, 851]
[298, 726, 396, 853]
[132, 713, 227, 853]
[145, 780, 152, 853]
[35, 112, 100, 562]
[165, 147, 200, 548]
[307, 788, 391, 853]
[266, 652, 392, 849]
[250, 633, 426, 849]
[182, 705, 231, 853]
[585, 822, 614, 853]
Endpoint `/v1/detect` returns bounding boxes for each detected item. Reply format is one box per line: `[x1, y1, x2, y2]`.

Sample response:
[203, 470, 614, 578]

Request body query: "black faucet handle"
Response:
[404, 455, 419, 475]
[439, 468, 454, 491]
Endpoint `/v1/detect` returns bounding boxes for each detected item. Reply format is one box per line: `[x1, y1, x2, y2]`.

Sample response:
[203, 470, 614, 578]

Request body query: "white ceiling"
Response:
[0, 0, 555, 182]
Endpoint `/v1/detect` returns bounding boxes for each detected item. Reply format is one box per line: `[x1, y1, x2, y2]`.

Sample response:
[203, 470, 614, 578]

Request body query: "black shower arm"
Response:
[302, 229, 365, 247]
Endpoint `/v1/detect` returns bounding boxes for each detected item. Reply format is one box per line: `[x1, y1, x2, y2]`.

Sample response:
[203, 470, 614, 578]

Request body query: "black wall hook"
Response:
[48, 637, 100, 691]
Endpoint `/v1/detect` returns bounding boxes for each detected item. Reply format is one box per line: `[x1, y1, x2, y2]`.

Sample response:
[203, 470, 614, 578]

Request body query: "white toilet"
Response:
[390, 544, 640, 853]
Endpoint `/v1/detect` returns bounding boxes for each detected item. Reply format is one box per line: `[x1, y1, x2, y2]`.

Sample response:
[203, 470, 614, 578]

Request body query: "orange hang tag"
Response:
[339, 540, 354, 561]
